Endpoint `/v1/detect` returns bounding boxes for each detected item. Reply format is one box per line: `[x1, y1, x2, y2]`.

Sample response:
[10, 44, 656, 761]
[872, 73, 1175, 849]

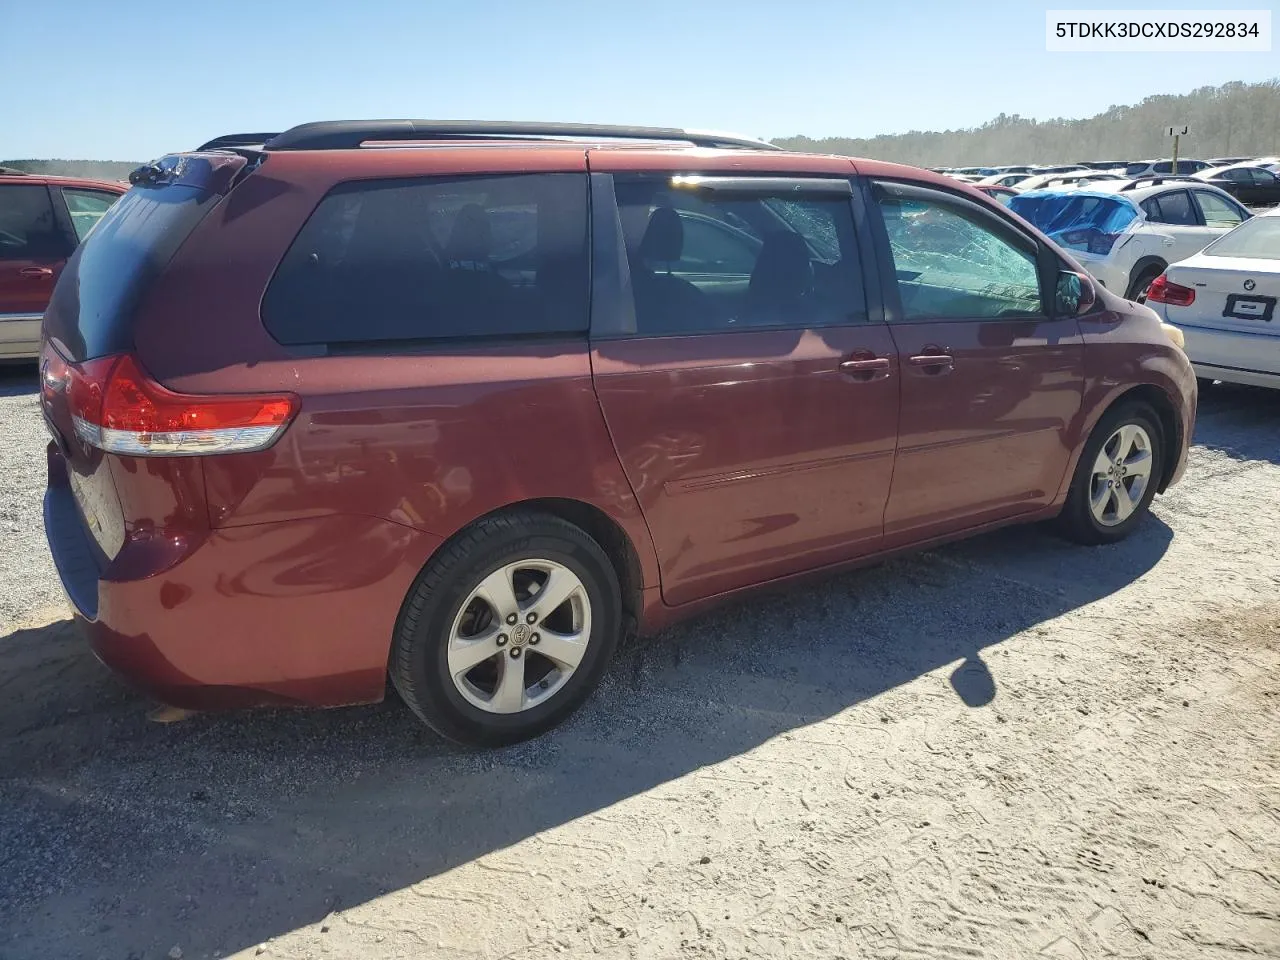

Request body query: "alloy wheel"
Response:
[447, 559, 592, 714]
[1089, 423, 1154, 527]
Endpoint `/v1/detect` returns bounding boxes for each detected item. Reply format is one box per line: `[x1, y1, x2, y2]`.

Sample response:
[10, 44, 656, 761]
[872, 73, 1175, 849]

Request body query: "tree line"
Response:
[6, 80, 1278, 176]
[773, 79, 1280, 166]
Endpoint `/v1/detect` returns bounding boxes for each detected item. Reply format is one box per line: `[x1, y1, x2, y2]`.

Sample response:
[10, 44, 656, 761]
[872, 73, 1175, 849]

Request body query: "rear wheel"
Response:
[1057, 403, 1164, 545]
[390, 512, 621, 747]
[1126, 265, 1164, 302]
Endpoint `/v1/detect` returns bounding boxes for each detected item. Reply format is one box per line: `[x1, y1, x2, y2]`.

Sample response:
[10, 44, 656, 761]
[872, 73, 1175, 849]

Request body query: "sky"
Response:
[1, 0, 1275, 159]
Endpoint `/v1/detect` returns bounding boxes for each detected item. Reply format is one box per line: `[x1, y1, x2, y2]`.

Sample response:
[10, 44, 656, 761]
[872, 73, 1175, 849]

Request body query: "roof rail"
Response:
[260, 120, 783, 152]
[1120, 175, 1199, 190]
[197, 133, 282, 152]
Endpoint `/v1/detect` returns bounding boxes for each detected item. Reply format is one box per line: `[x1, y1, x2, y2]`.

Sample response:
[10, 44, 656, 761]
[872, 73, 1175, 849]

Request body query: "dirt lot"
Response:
[1, 365, 1278, 960]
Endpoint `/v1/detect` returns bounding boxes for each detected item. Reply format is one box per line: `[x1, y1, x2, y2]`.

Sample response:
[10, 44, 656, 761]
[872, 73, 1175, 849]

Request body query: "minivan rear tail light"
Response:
[1145, 274, 1196, 306]
[68, 354, 299, 456]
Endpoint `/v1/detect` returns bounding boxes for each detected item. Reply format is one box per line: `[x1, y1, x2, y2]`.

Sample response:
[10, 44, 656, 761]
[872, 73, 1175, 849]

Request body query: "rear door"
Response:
[865, 178, 1084, 542]
[0, 182, 71, 357]
[1244, 168, 1280, 206]
[589, 170, 899, 606]
[1141, 189, 1220, 262]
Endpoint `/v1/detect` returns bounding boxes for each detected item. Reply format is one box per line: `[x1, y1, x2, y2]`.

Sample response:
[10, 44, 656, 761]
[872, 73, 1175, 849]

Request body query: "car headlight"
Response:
[1161, 322, 1186, 350]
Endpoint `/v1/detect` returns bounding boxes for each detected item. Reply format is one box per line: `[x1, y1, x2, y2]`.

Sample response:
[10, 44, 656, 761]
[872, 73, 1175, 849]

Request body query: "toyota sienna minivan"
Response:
[40, 120, 1195, 745]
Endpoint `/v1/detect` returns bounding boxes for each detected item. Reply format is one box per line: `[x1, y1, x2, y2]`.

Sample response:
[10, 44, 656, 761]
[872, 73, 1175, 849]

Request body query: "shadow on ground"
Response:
[0, 385, 1274, 959]
[1194, 380, 1280, 464]
[0, 518, 1173, 958]
[0, 361, 37, 397]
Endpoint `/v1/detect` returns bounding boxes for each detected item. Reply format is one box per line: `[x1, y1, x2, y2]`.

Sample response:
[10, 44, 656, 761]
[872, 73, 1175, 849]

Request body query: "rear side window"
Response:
[610, 176, 866, 336]
[262, 174, 589, 346]
[1193, 190, 1246, 229]
[0, 185, 65, 260]
[61, 188, 120, 242]
[1142, 190, 1197, 225]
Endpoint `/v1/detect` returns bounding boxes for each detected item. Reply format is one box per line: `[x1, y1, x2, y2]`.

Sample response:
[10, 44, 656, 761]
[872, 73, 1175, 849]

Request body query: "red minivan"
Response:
[40, 121, 1195, 745]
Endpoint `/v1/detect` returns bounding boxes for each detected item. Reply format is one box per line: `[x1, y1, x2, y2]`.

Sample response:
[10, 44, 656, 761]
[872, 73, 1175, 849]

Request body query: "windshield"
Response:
[1007, 193, 1139, 251]
[1203, 215, 1280, 260]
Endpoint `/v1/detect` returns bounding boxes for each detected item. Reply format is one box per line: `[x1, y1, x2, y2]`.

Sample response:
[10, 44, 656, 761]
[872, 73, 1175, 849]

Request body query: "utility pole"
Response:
[1167, 125, 1189, 173]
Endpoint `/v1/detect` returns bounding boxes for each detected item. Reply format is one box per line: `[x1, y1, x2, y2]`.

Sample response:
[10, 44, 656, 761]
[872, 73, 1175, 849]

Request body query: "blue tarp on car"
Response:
[1008, 190, 1140, 254]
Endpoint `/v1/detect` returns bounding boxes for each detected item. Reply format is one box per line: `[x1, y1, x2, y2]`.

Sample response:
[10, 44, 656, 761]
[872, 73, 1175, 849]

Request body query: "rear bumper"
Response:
[43, 448, 443, 710]
[1177, 322, 1280, 388]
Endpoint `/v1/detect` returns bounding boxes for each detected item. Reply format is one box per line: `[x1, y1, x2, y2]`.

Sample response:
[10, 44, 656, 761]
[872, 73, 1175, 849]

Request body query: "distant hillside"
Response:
[1, 159, 138, 181]
[773, 79, 1280, 166]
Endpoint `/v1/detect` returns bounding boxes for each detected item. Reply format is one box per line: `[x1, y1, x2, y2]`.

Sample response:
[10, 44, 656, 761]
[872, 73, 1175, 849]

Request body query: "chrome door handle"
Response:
[908, 353, 954, 373]
[838, 357, 891, 381]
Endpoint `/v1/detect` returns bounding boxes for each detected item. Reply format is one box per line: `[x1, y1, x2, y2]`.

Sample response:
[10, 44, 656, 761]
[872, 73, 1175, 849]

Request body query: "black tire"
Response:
[390, 512, 621, 747]
[1126, 265, 1164, 302]
[1057, 402, 1164, 546]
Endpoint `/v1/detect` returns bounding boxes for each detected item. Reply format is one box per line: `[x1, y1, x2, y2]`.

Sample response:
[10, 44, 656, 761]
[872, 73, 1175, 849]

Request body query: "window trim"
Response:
[589, 172, 874, 341]
[863, 177, 1057, 325]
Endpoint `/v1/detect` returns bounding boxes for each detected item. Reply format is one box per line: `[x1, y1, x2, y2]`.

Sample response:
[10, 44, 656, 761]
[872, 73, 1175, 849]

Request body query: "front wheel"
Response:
[390, 512, 622, 746]
[1057, 403, 1164, 545]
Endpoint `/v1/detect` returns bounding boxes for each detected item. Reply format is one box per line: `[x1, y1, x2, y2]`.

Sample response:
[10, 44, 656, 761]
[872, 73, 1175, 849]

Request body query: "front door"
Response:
[866, 179, 1084, 543]
[589, 170, 899, 606]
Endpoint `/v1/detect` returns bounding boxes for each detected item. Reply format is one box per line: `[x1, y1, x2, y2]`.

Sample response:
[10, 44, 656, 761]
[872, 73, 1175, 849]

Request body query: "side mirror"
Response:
[1055, 270, 1096, 316]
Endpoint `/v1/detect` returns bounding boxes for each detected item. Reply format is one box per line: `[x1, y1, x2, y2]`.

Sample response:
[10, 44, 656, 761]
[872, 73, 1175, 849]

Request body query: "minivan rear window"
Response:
[44, 158, 237, 361]
[262, 174, 589, 346]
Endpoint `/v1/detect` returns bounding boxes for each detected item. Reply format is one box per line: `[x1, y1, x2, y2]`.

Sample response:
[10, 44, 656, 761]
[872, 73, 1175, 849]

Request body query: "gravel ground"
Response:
[1, 361, 1278, 960]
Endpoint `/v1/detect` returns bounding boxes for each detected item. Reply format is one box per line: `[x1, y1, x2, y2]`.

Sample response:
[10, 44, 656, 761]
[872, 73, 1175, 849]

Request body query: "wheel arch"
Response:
[1126, 256, 1168, 299]
[427, 497, 647, 638]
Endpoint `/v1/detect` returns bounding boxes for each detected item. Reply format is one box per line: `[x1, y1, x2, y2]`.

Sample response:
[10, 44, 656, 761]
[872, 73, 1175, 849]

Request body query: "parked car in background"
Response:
[1192, 164, 1280, 207]
[1123, 159, 1211, 178]
[1010, 179, 1251, 299]
[1, 169, 126, 360]
[1149, 212, 1280, 389]
[1014, 172, 1123, 193]
[978, 172, 1034, 188]
[973, 183, 1017, 205]
[1032, 164, 1091, 175]
[39, 120, 1194, 745]
[1207, 157, 1254, 167]
[1077, 161, 1130, 170]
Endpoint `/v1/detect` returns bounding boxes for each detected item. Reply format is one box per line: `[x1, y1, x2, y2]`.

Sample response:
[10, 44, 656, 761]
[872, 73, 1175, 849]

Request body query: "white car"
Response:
[1121, 159, 1212, 178]
[978, 172, 1034, 188]
[1147, 213, 1280, 389]
[1013, 171, 1123, 193]
[1008, 179, 1252, 299]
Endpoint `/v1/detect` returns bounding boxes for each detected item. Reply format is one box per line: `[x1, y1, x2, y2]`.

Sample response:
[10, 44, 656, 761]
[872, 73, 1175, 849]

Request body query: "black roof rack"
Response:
[257, 120, 782, 152]
[1120, 175, 1200, 190]
[196, 133, 282, 151]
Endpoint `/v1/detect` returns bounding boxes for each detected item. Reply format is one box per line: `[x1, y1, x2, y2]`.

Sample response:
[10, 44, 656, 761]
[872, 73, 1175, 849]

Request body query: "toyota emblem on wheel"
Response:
[1244, 279, 1256, 291]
